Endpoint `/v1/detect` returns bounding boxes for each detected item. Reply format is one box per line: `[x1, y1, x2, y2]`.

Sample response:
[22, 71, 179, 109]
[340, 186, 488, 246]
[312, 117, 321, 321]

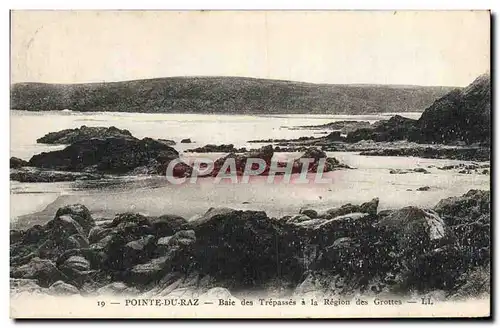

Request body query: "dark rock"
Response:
[189, 207, 237, 227]
[65, 234, 90, 249]
[10, 168, 104, 182]
[10, 157, 29, 168]
[28, 137, 182, 175]
[11, 257, 67, 287]
[300, 148, 327, 160]
[389, 168, 430, 174]
[434, 190, 490, 225]
[163, 230, 196, 248]
[180, 138, 192, 143]
[122, 235, 156, 268]
[208, 145, 349, 177]
[327, 198, 379, 217]
[311, 213, 376, 243]
[62, 255, 91, 272]
[346, 115, 419, 143]
[417, 74, 491, 145]
[291, 120, 371, 134]
[88, 226, 113, 244]
[148, 214, 188, 237]
[10, 230, 25, 244]
[318, 237, 363, 274]
[45, 215, 85, 242]
[22, 225, 45, 244]
[292, 148, 350, 173]
[359, 198, 380, 215]
[186, 144, 241, 153]
[433, 190, 490, 259]
[299, 209, 318, 219]
[157, 139, 176, 146]
[126, 253, 175, 285]
[417, 186, 431, 191]
[107, 212, 151, 229]
[376, 207, 448, 253]
[191, 209, 302, 285]
[37, 125, 135, 144]
[326, 131, 343, 141]
[55, 204, 95, 235]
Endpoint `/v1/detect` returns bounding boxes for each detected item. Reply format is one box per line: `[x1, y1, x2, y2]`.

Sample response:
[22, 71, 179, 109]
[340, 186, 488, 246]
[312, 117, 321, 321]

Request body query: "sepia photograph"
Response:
[9, 10, 491, 318]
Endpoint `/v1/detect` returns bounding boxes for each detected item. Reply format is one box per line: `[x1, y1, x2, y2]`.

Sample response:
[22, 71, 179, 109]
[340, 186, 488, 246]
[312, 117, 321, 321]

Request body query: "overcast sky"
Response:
[11, 10, 490, 87]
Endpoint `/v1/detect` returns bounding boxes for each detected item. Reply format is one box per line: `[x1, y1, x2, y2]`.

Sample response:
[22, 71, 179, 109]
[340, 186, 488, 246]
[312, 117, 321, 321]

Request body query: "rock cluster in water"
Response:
[10, 190, 490, 299]
[11, 125, 351, 182]
[207, 146, 350, 177]
[37, 126, 135, 144]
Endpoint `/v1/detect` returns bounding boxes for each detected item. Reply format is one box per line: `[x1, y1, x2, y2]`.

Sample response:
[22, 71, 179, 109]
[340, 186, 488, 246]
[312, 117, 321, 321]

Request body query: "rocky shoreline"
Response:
[11, 126, 353, 183]
[10, 190, 490, 299]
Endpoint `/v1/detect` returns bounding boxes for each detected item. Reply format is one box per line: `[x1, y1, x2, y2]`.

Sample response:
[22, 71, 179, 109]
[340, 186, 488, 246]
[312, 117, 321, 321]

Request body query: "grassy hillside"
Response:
[10, 76, 456, 114]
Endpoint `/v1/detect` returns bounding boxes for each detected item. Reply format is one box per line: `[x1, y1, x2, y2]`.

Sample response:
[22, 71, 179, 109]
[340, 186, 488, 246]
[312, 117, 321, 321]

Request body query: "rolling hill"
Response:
[10, 76, 456, 114]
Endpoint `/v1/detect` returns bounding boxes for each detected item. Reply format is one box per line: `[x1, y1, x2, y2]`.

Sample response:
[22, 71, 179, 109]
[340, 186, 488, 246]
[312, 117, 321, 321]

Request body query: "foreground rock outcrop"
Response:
[10, 190, 490, 299]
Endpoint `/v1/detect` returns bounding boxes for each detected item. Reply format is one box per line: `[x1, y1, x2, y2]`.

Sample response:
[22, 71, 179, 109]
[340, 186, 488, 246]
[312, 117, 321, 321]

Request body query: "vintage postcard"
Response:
[9, 10, 491, 319]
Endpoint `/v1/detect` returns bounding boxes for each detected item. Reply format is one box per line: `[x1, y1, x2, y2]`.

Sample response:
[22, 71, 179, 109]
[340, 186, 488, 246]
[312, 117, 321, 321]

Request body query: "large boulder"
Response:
[62, 255, 91, 272]
[11, 257, 67, 287]
[434, 190, 490, 260]
[28, 136, 182, 175]
[434, 189, 490, 226]
[37, 125, 135, 144]
[191, 209, 301, 285]
[55, 204, 95, 235]
[45, 215, 85, 242]
[376, 207, 449, 250]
